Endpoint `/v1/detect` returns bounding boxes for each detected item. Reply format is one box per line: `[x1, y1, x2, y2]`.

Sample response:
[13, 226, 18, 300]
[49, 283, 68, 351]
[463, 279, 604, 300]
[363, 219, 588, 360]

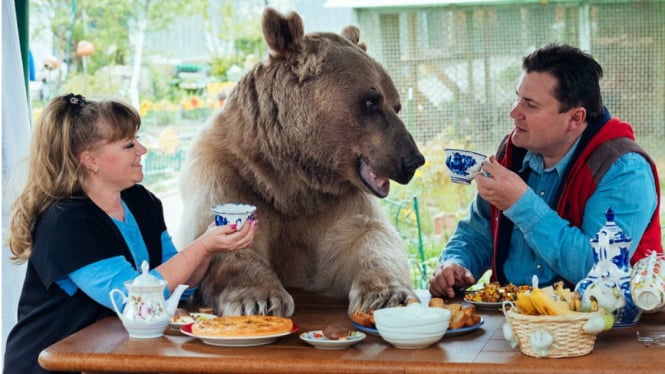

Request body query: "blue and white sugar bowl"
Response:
[575, 207, 640, 327]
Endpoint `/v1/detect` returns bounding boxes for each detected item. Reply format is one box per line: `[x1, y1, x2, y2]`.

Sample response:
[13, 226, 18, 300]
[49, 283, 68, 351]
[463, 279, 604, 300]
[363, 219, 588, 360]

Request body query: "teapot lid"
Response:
[591, 207, 631, 243]
[132, 261, 161, 285]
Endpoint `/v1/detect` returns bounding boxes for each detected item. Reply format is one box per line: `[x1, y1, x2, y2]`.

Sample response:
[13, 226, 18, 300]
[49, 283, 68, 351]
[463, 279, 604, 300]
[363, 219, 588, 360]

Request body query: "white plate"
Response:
[180, 323, 297, 347]
[443, 317, 485, 337]
[465, 301, 503, 310]
[169, 313, 216, 330]
[299, 330, 366, 349]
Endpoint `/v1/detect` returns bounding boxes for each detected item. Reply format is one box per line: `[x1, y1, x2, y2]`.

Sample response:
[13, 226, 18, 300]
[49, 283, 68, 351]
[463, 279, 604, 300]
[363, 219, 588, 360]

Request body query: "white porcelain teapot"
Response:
[575, 208, 640, 327]
[110, 261, 189, 338]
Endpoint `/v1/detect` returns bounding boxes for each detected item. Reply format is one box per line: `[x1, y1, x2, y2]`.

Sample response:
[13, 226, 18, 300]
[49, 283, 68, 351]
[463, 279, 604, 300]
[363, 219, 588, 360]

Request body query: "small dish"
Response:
[169, 312, 216, 330]
[299, 330, 366, 349]
[352, 322, 379, 336]
[180, 323, 299, 347]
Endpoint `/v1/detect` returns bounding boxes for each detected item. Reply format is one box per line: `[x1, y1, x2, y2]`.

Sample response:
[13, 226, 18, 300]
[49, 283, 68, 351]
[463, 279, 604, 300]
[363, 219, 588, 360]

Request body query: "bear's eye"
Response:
[361, 93, 381, 113]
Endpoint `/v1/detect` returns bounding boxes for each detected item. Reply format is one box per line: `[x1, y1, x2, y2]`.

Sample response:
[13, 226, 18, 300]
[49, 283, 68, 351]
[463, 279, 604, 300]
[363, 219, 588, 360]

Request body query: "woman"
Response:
[4, 93, 257, 373]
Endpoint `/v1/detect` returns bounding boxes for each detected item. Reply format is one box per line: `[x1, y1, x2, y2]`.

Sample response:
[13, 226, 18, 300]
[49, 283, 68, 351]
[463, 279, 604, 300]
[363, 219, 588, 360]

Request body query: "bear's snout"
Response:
[397, 151, 425, 184]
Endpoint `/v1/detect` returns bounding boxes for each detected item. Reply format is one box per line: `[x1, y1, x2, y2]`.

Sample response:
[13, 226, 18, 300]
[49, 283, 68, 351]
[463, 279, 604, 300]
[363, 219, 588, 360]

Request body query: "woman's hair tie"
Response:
[63, 93, 86, 114]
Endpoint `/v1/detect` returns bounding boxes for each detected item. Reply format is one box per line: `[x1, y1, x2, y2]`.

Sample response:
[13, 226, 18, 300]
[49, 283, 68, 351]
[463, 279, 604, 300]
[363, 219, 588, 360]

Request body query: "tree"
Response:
[31, 0, 197, 107]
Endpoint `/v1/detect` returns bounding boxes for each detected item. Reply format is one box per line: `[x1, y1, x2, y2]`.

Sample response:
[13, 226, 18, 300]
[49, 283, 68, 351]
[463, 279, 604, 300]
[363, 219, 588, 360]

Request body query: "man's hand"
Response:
[475, 155, 528, 211]
[429, 262, 475, 299]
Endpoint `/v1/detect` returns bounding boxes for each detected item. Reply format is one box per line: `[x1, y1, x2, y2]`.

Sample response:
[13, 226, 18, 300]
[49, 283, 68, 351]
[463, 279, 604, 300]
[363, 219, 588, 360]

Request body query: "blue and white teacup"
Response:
[444, 148, 487, 184]
[211, 203, 256, 229]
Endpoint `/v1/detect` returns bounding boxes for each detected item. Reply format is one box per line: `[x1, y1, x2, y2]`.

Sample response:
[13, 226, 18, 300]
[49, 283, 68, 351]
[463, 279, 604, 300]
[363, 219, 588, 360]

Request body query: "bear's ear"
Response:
[341, 25, 367, 52]
[262, 7, 305, 59]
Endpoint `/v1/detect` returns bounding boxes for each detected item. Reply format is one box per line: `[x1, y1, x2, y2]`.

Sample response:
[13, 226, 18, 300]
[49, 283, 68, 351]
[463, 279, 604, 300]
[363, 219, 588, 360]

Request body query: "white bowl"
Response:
[374, 303, 450, 327]
[376, 324, 448, 336]
[374, 304, 450, 349]
[377, 332, 446, 349]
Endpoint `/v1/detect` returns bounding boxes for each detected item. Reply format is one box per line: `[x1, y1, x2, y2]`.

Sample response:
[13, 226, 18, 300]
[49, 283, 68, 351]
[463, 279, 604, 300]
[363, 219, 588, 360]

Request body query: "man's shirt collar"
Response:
[520, 137, 582, 177]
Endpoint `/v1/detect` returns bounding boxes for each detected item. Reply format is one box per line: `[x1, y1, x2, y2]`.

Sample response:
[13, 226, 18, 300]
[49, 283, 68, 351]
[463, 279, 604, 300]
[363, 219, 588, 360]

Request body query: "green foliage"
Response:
[30, 0, 200, 80]
[381, 128, 483, 288]
[387, 126, 479, 234]
[61, 71, 127, 101]
[145, 64, 181, 102]
[210, 56, 244, 81]
[144, 110, 178, 128]
[214, 0, 263, 45]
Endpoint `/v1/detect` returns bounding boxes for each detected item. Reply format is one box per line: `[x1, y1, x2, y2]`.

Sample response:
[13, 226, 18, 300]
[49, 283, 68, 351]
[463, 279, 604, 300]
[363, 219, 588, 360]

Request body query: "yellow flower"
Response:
[139, 100, 153, 117]
[32, 107, 44, 122]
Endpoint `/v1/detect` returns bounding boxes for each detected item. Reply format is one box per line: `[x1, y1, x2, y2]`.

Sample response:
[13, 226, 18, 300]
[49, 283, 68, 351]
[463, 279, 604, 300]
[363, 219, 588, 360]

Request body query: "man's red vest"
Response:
[490, 118, 662, 283]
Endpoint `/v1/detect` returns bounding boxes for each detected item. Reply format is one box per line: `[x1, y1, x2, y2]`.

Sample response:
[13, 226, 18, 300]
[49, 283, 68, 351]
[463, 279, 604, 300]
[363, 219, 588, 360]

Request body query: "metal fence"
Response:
[143, 149, 185, 178]
[353, 0, 665, 161]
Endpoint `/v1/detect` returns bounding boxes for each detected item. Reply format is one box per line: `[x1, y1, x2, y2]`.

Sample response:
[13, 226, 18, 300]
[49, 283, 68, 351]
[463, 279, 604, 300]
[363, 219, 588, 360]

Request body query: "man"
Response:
[430, 44, 662, 298]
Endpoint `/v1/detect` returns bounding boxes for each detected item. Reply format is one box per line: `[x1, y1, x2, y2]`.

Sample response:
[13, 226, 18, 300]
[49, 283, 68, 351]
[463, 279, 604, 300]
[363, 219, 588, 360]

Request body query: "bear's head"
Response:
[219, 8, 424, 213]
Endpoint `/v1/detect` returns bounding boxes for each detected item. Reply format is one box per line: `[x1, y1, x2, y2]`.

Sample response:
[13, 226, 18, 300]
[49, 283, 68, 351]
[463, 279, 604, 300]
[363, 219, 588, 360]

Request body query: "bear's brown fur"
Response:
[179, 8, 425, 317]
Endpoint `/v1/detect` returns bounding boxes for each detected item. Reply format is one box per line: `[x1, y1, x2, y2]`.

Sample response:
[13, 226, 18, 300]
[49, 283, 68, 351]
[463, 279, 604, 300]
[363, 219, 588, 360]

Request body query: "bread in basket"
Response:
[502, 301, 607, 358]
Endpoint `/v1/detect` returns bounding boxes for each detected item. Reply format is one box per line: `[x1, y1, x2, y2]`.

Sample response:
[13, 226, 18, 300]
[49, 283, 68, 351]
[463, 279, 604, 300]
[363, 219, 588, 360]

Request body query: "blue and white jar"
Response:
[575, 207, 640, 327]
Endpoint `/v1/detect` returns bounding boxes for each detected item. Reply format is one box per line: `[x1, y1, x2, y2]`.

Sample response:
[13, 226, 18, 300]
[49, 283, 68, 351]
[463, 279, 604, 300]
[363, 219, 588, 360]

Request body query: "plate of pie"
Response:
[181, 315, 298, 347]
[299, 330, 366, 349]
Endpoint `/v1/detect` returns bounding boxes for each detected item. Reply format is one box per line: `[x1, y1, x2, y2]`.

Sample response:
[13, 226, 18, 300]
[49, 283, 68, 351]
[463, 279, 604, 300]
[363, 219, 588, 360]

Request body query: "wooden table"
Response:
[40, 290, 665, 373]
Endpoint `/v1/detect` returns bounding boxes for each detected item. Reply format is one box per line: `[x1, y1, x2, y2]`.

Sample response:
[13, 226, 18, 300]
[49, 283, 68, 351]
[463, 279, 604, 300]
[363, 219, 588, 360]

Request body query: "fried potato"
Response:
[465, 313, 482, 327]
[429, 301, 481, 329]
[441, 303, 462, 313]
[429, 297, 445, 308]
[350, 311, 374, 327]
[449, 310, 467, 329]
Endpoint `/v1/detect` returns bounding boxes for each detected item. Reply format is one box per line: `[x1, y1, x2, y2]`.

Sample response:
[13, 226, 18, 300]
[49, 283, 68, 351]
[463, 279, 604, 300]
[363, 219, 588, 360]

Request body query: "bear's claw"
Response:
[216, 289, 295, 317]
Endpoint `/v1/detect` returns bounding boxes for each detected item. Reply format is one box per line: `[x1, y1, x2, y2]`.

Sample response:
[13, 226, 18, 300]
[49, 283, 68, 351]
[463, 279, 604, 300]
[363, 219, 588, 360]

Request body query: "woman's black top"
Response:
[3, 185, 166, 374]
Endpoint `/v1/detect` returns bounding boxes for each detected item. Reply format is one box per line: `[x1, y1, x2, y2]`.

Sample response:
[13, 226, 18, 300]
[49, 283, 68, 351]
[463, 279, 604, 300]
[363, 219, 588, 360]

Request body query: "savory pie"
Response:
[191, 315, 293, 337]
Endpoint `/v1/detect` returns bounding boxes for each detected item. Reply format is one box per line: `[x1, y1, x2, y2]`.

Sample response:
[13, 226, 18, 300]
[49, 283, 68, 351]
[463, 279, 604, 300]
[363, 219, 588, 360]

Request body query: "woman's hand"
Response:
[197, 219, 258, 254]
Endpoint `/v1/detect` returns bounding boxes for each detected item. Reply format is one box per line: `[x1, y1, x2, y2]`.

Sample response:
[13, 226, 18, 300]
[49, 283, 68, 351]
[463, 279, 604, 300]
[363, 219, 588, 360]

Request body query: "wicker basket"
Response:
[504, 307, 598, 358]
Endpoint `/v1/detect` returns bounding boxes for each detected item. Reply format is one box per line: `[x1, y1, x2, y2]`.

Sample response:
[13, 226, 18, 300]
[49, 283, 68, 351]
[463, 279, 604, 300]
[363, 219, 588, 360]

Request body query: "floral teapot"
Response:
[575, 208, 641, 327]
[110, 261, 189, 338]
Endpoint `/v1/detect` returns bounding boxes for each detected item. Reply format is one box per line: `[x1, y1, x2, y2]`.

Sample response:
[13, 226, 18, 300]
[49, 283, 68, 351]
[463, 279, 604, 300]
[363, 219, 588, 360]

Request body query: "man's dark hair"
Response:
[522, 43, 604, 123]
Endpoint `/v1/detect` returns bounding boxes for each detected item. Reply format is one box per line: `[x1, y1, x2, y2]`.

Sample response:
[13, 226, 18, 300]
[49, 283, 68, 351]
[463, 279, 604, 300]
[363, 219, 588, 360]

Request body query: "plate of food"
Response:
[443, 317, 485, 337]
[180, 315, 297, 347]
[351, 300, 485, 339]
[464, 301, 503, 310]
[463, 282, 530, 309]
[300, 327, 366, 350]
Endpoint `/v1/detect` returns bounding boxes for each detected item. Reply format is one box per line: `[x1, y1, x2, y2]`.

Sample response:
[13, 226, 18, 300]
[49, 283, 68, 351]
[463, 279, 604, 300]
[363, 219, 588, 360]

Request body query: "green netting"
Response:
[355, 1, 665, 160]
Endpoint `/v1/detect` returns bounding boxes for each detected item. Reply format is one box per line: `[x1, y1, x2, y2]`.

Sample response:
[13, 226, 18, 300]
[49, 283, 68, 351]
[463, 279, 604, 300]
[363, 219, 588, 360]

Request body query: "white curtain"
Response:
[2, 0, 32, 358]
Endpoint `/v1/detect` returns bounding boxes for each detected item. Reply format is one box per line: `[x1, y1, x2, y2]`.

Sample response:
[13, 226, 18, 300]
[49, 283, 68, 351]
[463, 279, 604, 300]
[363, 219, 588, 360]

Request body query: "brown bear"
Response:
[179, 7, 425, 317]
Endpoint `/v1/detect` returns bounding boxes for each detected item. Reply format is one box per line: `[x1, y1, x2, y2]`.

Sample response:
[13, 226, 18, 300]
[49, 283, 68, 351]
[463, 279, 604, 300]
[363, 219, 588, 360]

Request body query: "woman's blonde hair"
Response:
[8, 94, 141, 263]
